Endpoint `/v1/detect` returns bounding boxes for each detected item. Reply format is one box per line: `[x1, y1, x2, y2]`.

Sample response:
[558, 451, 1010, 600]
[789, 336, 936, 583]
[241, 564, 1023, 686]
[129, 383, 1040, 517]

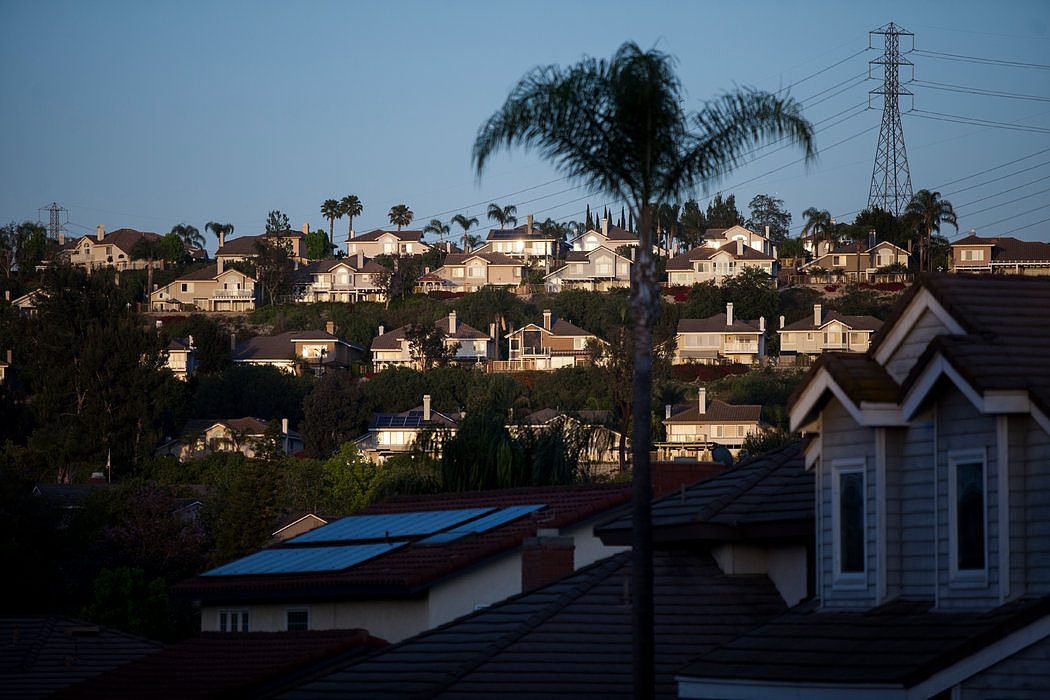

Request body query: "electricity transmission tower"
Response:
[868, 22, 914, 215]
[38, 202, 68, 239]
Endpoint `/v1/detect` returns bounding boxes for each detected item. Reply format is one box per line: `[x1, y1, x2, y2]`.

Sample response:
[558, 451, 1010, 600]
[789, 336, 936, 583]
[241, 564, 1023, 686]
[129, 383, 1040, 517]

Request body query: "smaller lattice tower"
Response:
[38, 202, 68, 240]
[868, 22, 914, 215]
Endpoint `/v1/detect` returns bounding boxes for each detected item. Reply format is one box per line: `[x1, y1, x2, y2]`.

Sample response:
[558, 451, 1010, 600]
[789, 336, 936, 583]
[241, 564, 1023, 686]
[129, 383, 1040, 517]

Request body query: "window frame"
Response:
[218, 609, 250, 632]
[831, 460, 867, 587]
[948, 449, 989, 583]
[285, 607, 310, 631]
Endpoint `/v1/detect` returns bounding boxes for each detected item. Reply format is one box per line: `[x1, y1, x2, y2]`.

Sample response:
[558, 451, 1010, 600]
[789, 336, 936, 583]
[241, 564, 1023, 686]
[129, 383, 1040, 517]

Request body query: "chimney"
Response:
[764, 225, 770, 238]
[726, 303, 734, 326]
[527, 214, 534, 235]
[448, 310, 456, 334]
[868, 229, 877, 249]
[665, 404, 672, 420]
[357, 250, 364, 268]
[187, 334, 195, 348]
[96, 224, 105, 241]
[378, 324, 385, 336]
[216, 257, 224, 275]
[630, 246, 635, 261]
[543, 309, 552, 331]
[423, 395, 431, 422]
[219, 230, 226, 248]
[521, 530, 575, 592]
[230, 333, 237, 352]
[698, 388, 707, 415]
[602, 217, 609, 236]
[5, 349, 11, 364]
[282, 417, 289, 435]
[759, 316, 766, 332]
[4, 290, 8, 301]
[325, 320, 335, 335]
[301, 223, 309, 235]
[489, 322, 496, 339]
[58, 232, 65, 245]
[814, 304, 822, 326]
[779, 315, 785, 329]
[736, 239, 743, 256]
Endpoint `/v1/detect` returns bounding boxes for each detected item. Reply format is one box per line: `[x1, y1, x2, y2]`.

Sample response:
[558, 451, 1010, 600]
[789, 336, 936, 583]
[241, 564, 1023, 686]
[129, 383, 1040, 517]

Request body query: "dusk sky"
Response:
[2, 0, 1048, 252]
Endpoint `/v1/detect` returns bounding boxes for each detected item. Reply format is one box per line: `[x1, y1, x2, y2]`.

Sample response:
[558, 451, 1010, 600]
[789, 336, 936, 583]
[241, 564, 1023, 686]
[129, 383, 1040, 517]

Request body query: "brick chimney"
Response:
[527, 214, 534, 235]
[325, 320, 335, 335]
[698, 387, 707, 415]
[423, 394, 431, 422]
[96, 224, 105, 242]
[521, 530, 575, 591]
[448, 310, 456, 334]
[726, 302, 734, 326]
[543, 309, 552, 331]
[813, 304, 822, 326]
[601, 217, 609, 236]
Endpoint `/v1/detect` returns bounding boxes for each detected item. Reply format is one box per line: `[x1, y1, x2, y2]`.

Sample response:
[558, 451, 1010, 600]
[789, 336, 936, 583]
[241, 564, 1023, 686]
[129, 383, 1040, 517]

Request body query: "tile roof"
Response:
[486, 224, 556, 241]
[175, 484, 632, 604]
[72, 229, 162, 256]
[0, 617, 160, 700]
[276, 550, 786, 700]
[951, 234, 1050, 263]
[780, 311, 883, 332]
[56, 630, 384, 699]
[295, 257, 386, 276]
[216, 231, 303, 257]
[350, 229, 424, 243]
[597, 443, 811, 543]
[370, 318, 490, 350]
[678, 596, 1050, 688]
[443, 251, 521, 266]
[666, 242, 773, 270]
[233, 330, 358, 361]
[663, 398, 762, 424]
[549, 318, 595, 337]
[182, 417, 272, 437]
[677, 314, 761, 334]
[172, 265, 224, 281]
[521, 408, 612, 426]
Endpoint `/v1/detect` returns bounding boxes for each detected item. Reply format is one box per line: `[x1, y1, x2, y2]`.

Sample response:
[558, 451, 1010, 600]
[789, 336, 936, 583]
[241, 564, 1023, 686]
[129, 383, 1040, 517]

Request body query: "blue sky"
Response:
[2, 1, 1048, 252]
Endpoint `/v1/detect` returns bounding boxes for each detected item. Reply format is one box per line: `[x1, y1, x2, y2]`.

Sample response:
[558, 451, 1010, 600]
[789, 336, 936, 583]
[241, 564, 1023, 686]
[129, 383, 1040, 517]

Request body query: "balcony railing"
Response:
[722, 342, 759, 353]
[212, 290, 255, 300]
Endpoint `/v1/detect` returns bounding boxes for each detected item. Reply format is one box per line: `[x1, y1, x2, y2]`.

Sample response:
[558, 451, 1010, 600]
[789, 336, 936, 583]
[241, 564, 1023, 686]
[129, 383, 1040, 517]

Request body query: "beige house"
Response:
[215, 225, 307, 266]
[8, 288, 43, 317]
[949, 233, 1050, 276]
[292, 254, 388, 303]
[150, 261, 258, 312]
[674, 303, 766, 365]
[59, 225, 204, 272]
[778, 304, 883, 359]
[512, 408, 623, 474]
[697, 224, 775, 257]
[416, 251, 522, 293]
[800, 239, 910, 279]
[161, 417, 303, 461]
[370, 312, 496, 370]
[544, 247, 632, 293]
[569, 218, 639, 252]
[666, 240, 775, 286]
[475, 215, 557, 268]
[498, 310, 604, 372]
[0, 349, 9, 385]
[164, 337, 197, 380]
[346, 229, 431, 258]
[655, 388, 763, 460]
[353, 395, 459, 463]
[232, 323, 364, 375]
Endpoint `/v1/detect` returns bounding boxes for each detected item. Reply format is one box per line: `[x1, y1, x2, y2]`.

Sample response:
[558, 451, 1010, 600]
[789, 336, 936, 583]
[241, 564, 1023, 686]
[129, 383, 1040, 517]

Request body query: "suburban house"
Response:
[174, 483, 633, 644]
[0, 350, 8, 385]
[353, 395, 460, 462]
[698, 224, 775, 257]
[58, 225, 204, 272]
[159, 417, 303, 461]
[215, 225, 308, 266]
[150, 261, 258, 312]
[498, 309, 604, 371]
[949, 233, 1050, 276]
[569, 217, 640, 252]
[512, 408, 624, 473]
[674, 273, 1050, 698]
[655, 388, 764, 460]
[416, 251, 522, 293]
[800, 238, 911, 279]
[673, 303, 766, 365]
[292, 253, 388, 303]
[475, 215, 557, 268]
[345, 229, 430, 258]
[544, 246, 633, 292]
[232, 323, 365, 375]
[8, 288, 44, 317]
[778, 304, 883, 359]
[163, 337, 197, 380]
[666, 239, 775, 286]
[370, 313, 496, 371]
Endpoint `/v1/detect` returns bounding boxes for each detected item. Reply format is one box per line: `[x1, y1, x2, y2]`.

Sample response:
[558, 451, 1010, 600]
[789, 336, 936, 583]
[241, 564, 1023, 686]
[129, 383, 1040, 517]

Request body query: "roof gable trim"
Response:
[901, 353, 1034, 423]
[872, 287, 965, 365]
[789, 368, 906, 433]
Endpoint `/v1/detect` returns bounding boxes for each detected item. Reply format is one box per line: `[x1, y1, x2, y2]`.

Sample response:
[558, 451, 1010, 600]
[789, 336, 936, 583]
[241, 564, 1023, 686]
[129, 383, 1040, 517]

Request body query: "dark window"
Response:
[181, 283, 188, 292]
[956, 461, 985, 570]
[286, 609, 309, 631]
[839, 471, 865, 573]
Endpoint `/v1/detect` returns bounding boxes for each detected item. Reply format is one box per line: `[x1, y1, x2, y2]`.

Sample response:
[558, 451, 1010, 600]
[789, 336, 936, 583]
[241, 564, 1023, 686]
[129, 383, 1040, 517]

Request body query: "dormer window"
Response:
[950, 450, 987, 577]
[832, 461, 866, 583]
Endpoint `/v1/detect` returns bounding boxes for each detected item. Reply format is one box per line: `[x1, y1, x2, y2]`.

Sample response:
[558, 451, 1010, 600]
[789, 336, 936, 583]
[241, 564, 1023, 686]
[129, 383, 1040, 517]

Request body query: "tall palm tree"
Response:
[205, 222, 234, 251]
[486, 203, 518, 228]
[904, 189, 958, 272]
[321, 199, 342, 239]
[170, 223, 204, 251]
[388, 204, 413, 231]
[451, 213, 479, 252]
[422, 218, 450, 245]
[473, 41, 814, 698]
[339, 195, 363, 241]
[801, 207, 838, 256]
[131, 237, 165, 301]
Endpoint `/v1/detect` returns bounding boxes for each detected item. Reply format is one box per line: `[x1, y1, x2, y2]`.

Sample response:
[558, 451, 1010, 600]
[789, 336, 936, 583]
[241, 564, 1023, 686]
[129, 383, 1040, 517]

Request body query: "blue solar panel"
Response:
[286, 508, 496, 544]
[419, 504, 547, 544]
[201, 542, 406, 576]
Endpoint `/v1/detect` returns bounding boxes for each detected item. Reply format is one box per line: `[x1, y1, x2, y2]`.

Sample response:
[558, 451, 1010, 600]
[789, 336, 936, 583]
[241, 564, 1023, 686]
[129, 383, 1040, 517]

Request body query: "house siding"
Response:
[887, 417, 937, 599]
[959, 633, 1050, 699]
[884, 308, 949, 382]
[1020, 416, 1050, 594]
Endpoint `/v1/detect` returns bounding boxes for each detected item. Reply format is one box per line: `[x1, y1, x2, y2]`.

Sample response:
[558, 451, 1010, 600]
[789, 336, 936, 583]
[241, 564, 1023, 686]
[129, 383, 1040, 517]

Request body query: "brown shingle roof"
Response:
[677, 314, 761, 334]
[182, 417, 271, 437]
[443, 251, 521, 266]
[349, 229, 424, 243]
[664, 398, 762, 424]
[780, 311, 883, 332]
[952, 234, 1050, 263]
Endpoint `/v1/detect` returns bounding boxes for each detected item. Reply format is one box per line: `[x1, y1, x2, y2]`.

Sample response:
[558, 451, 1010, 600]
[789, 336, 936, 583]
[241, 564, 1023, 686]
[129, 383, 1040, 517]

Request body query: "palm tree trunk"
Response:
[629, 204, 656, 700]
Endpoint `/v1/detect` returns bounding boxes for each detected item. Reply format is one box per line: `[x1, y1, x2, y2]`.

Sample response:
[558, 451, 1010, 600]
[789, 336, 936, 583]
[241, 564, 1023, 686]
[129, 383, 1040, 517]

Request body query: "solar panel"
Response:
[419, 504, 547, 544]
[286, 508, 496, 544]
[201, 542, 406, 576]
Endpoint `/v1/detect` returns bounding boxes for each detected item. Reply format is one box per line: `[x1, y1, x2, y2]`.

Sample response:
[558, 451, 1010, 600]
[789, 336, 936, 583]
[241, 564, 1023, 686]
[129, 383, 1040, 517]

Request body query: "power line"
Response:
[908, 108, 1050, 134]
[911, 79, 1050, 103]
[957, 185, 1050, 218]
[912, 48, 1050, 70]
[945, 160, 1050, 196]
[951, 172, 1050, 208]
[936, 147, 1050, 188]
[956, 204, 1049, 236]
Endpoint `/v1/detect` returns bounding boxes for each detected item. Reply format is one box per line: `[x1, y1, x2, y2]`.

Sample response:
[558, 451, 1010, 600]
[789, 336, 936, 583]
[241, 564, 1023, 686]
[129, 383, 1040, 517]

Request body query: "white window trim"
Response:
[831, 459, 867, 589]
[218, 609, 250, 632]
[285, 607, 310, 631]
[948, 448, 989, 586]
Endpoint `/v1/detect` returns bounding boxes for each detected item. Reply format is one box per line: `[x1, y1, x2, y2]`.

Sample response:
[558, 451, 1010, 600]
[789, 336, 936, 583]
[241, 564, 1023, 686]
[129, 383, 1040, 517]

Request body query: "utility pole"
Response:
[38, 202, 68, 240]
[868, 22, 914, 215]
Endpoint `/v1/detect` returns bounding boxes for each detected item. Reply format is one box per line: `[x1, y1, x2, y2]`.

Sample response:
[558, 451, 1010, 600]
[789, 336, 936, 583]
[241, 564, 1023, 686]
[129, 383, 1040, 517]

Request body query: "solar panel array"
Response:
[286, 508, 495, 544]
[373, 411, 426, 428]
[202, 542, 407, 576]
[420, 504, 546, 544]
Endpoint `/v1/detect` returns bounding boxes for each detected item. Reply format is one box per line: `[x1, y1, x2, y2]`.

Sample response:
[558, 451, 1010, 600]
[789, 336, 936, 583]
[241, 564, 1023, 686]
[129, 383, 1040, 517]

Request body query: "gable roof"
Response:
[780, 311, 883, 332]
[677, 314, 761, 334]
[233, 330, 361, 361]
[295, 257, 388, 276]
[215, 230, 303, 257]
[370, 318, 489, 350]
[664, 398, 763, 424]
[72, 229, 161, 256]
[520, 408, 612, 426]
[182, 417, 273, 437]
[486, 223, 556, 241]
[274, 549, 786, 699]
[369, 404, 460, 429]
[666, 241, 773, 270]
[349, 229, 424, 243]
[951, 234, 1050, 263]
[442, 251, 521, 266]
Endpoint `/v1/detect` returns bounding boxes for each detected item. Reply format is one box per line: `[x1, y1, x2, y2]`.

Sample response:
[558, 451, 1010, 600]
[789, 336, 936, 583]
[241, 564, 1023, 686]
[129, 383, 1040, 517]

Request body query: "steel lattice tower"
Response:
[38, 202, 68, 239]
[868, 22, 914, 215]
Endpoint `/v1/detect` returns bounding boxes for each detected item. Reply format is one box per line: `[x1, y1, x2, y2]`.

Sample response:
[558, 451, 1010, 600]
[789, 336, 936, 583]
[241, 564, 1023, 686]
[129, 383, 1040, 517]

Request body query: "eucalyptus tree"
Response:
[904, 189, 957, 272]
[388, 204, 413, 231]
[339, 195, 363, 240]
[486, 203, 518, 228]
[205, 222, 234, 249]
[422, 218, 450, 245]
[321, 199, 342, 239]
[451, 213, 479, 252]
[472, 41, 814, 698]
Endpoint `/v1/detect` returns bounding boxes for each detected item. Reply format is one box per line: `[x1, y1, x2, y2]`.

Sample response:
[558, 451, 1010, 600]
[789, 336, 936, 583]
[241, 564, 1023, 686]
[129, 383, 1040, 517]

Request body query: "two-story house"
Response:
[499, 310, 604, 372]
[215, 226, 308, 267]
[568, 217, 640, 252]
[512, 408, 623, 474]
[543, 247, 633, 292]
[232, 323, 365, 375]
[475, 215, 557, 268]
[353, 395, 460, 463]
[370, 313, 496, 370]
[655, 388, 764, 460]
[800, 239, 910, 279]
[59, 225, 204, 272]
[292, 253, 388, 303]
[950, 233, 1050, 276]
[417, 251, 522, 293]
[673, 303, 766, 365]
[150, 260, 258, 312]
[677, 274, 1050, 698]
[161, 417, 303, 461]
[346, 229, 431, 258]
[163, 337, 197, 380]
[778, 304, 883, 359]
[666, 240, 775, 286]
[697, 224, 775, 257]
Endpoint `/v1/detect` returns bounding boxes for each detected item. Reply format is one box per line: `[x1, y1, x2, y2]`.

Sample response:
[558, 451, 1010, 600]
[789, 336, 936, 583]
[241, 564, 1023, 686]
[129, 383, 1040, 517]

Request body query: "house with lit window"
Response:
[676, 274, 1050, 699]
[949, 233, 1050, 276]
[666, 239, 775, 286]
[59, 225, 204, 272]
[568, 217, 639, 252]
[800, 239, 910, 279]
[215, 225, 308, 266]
[777, 304, 883, 359]
[232, 323, 365, 375]
[475, 215, 557, 268]
[292, 253, 388, 303]
[369, 312, 496, 371]
[416, 251, 522, 293]
[497, 309, 604, 372]
[150, 261, 258, 312]
[654, 388, 764, 461]
[543, 246, 632, 292]
[673, 303, 766, 365]
[163, 337, 197, 380]
[353, 394, 460, 462]
[345, 229, 431, 258]
[161, 417, 303, 461]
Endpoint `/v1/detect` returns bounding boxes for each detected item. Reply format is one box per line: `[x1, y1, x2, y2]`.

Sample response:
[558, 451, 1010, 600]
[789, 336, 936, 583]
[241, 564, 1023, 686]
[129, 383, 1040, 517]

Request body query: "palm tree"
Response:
[423, 218, 450, 245]
[131, 237, 165, 301]
[486, 203, 518, 228]
[321, 199, 342, 240]
[205, 221, 234, 251]
[339, 195, 363, 241]
[451, 213, 479, 252]
[388, 204, 413, 231]
[904, 189, 958, 272]
[170, 223, 204, 251]
[472, 41, 814, 698]
[801, 207, 838, 256]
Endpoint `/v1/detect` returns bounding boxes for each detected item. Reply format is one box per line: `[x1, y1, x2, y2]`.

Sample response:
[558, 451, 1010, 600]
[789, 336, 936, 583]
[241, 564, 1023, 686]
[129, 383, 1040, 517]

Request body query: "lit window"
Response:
[286, 608, 309, 631]
[950, 451, 986, 574]
[833, 463, 865, 578]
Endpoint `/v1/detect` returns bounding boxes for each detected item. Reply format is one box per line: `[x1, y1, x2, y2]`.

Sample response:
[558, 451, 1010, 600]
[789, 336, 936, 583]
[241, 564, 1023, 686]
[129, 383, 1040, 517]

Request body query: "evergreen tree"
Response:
[585, 204, 593, 230]
[705, 193, 744, 228]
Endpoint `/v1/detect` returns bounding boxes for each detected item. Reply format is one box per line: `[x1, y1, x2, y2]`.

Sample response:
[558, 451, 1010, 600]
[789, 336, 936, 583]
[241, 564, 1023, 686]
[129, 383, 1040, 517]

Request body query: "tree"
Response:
[720, 266, 777, 321]
[321, 199, 342, 240]
[746, 194, 791, 246]
[473, 42, 814, 697]
[801, 207, 840, 255]
[405, 322, 455, 370]
[169, 223, 204, 250]
[388, 204, 413, 230]
[423, 218, 450, 244]
[487, 203, 518, 228]
[705, 193, 744, 228]
[339, 195, 363, 241]
[205, 221, 234, 250]
[904, 189, 957, 272]
[253, 237, 294, 305]
[851, 206, 904, 248]
[303, 228, 333, 260]
[131, 237, 166, 301]
[451, 213, 479, 252]
[5, 222, 53, 278]
[265, 210, 290, 234]
[679, 199, 705, 249]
